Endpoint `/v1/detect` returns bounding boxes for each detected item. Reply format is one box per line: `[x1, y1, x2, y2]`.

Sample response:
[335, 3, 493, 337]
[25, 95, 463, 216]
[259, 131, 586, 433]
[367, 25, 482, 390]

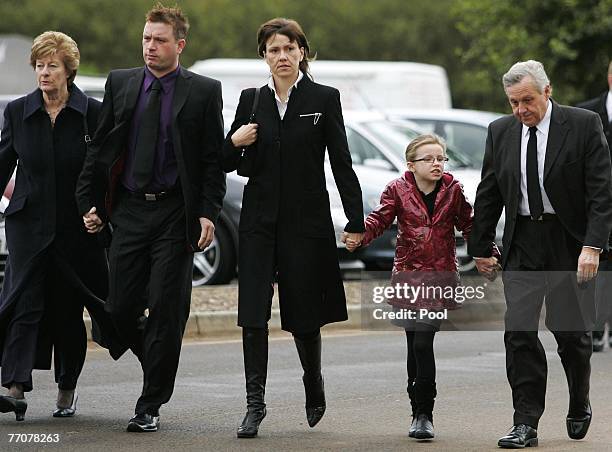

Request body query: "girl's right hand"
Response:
[231, 123, 259, 148]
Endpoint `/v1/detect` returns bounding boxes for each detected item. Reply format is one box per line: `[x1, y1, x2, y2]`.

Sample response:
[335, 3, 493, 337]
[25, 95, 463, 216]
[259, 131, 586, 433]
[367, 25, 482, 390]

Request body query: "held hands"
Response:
[474, 256, 501, 281]
[577, 247, 599, 284]
[198, 217, 215, 250]
[231, 123, 258, 148]
[342, 232, 365, 252]
[83, 206, 104, 234]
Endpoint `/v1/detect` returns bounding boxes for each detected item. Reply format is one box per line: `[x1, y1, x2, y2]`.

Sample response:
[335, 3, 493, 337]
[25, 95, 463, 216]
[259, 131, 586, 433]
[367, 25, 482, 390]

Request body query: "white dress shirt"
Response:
[606, 90, 612, 122]
[518, 100, 555, 216]
[267, 71, 303, 119]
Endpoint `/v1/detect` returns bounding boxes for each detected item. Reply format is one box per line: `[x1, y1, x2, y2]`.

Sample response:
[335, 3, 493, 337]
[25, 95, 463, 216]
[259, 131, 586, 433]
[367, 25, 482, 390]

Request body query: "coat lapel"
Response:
[172, 67, 192, 120]
[120, 68, 145, 122]
[544, 102, 569, 181]
[506, 119, 522, 191]
[282, 74, 309, 122]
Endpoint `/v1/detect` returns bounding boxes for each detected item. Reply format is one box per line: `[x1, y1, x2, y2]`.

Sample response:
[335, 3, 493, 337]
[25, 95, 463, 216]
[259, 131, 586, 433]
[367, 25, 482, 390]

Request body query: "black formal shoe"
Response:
[498, 424, 538, 448]
[413, 414, 434, 439]
[237, 407, 266, 438]
[567, 403, 592, 440]
[53, 392, 78, 418]
[126, 413, 160, 432]
[0, 395, 27, 421]
[408, 416, 417, 438]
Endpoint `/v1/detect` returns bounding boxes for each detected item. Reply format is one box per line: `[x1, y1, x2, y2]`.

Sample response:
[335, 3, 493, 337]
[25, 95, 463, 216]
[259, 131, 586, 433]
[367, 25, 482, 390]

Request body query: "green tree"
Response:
[452, 0, 612, 110]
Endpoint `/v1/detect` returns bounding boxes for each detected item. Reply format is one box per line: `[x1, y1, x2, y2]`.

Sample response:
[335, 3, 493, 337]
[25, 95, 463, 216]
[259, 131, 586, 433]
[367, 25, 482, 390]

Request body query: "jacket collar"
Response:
[23, 84, 89, 120]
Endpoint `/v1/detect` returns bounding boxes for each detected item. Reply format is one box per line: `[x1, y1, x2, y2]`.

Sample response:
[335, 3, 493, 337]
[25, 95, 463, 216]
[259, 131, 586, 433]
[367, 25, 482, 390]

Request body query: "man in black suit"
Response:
[577, 61, 612, 352]
[76, 5, 225, 432]
[577, 61, 612, 149]
[468, 60, 612, 448]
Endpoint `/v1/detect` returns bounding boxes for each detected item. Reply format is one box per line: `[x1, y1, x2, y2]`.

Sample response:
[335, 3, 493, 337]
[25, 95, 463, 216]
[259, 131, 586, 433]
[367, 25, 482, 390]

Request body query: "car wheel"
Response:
[192, 225, 236, 286]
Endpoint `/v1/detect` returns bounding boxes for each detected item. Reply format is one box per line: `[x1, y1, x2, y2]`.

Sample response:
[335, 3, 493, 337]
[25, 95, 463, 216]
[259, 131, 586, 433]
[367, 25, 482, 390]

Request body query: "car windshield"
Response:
[360, 121, 471, 169]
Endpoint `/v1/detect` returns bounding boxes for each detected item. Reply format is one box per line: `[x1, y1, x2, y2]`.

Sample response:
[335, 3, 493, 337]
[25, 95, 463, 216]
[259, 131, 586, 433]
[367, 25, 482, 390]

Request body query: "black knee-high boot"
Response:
[293, 330, 325, 428]
[237, 327, 268, 438]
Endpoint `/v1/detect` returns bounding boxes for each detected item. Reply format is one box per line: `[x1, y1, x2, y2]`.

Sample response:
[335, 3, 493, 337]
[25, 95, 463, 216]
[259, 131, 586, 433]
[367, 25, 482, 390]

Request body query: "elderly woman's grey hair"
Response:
[502, 60, 550, 93]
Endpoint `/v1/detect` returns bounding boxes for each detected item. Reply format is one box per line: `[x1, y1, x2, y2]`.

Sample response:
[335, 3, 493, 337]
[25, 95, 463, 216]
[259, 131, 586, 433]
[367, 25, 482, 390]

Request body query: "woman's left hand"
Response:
[342, 232, 364, 252]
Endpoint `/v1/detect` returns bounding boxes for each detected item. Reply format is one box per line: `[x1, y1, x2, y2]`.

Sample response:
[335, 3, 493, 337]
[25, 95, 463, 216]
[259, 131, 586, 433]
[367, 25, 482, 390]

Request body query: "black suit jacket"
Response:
[76, 66, 226, 251]
[577, 92, 611, 149]
[468, 101, 612, 267]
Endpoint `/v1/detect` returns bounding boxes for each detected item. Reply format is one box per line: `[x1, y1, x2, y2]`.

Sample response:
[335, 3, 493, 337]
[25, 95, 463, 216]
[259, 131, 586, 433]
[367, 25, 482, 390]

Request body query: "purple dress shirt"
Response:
[122, 65, 179, 192]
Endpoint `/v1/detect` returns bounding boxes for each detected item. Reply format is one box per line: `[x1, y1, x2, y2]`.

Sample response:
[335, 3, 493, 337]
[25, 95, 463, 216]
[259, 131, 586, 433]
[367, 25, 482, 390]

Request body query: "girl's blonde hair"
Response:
[405, 133, 447, 162]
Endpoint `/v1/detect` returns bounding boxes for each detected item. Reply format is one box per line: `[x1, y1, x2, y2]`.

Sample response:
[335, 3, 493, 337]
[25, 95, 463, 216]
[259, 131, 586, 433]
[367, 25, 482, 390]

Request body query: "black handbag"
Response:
[236, 87, 260, 177]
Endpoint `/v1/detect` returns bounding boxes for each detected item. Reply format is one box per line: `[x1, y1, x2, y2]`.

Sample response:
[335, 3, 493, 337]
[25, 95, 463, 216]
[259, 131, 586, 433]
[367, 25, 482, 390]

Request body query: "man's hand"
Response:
[198, 217, 215, 250]
[342, 232, 364, 253]
[577, 247, 600, 284]
[83, 206, 104, 233]
[474, 256, 501, 281]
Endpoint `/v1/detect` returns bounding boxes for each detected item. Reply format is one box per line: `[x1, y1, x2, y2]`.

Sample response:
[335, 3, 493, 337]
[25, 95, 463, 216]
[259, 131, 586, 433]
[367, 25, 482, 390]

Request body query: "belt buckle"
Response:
[145, 193, 157, 201]
[531, 215, 543, 221]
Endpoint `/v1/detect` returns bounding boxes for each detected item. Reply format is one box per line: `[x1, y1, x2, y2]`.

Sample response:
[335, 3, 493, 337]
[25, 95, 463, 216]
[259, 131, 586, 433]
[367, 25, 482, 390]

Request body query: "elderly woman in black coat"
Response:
[222, 18, 365, 438]
[0, 31, 124, 422]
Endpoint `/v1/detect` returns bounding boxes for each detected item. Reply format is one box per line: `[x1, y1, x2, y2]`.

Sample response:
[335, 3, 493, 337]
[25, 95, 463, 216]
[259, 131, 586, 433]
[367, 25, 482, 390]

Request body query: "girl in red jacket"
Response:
[346, 133, 490, 440]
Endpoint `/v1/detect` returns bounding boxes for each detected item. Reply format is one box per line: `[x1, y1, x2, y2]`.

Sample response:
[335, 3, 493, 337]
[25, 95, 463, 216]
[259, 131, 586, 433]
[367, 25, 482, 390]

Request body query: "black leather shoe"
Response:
[408, 416, 417, 437]
[413, 414, 434, 439]
[0, 395, 27, 421]
[498, 424, 538, 448]
[53, 392, 78, 418]
[567, 403, 592, 440]
[237, 407, 266, 438]
[126, 413, 160, 432]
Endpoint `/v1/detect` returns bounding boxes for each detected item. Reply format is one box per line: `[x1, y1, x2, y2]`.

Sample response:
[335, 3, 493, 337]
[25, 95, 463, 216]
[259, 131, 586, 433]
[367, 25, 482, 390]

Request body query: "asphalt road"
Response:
[1, 330, 612, 451]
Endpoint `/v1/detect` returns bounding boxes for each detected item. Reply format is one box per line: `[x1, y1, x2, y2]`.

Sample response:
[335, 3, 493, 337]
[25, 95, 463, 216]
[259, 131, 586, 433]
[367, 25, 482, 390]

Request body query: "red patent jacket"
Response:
[362, 171, 479, 310]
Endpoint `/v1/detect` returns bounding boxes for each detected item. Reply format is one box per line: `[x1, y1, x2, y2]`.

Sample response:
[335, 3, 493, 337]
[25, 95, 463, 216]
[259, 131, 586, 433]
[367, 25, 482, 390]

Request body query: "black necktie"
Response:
[526, 126, 544, 219]
[133, 79, 161, 189]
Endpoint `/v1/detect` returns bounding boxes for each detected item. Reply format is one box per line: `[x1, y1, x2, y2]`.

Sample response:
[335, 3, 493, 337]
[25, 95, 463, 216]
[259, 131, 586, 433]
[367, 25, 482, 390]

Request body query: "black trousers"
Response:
[108, 191, 193, 416]
[1, 250, 87, 392]
[502, 216, 594, 428]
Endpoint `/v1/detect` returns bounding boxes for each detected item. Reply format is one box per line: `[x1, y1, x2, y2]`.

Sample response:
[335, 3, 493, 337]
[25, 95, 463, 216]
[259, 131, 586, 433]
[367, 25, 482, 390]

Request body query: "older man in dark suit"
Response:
[468, 60, 612, 448]
[577, 61, 612, 352]
[76, 5, 225, 432]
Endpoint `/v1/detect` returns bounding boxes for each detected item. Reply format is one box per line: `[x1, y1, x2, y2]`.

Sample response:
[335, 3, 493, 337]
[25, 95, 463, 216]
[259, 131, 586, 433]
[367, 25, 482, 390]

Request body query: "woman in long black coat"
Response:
[0, 31, 125, 422]
[221, 18, 365, 438]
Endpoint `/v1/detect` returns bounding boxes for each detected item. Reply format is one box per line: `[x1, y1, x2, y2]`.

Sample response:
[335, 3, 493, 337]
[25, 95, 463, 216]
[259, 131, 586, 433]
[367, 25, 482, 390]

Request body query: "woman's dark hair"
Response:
[257, 18, 311, 75]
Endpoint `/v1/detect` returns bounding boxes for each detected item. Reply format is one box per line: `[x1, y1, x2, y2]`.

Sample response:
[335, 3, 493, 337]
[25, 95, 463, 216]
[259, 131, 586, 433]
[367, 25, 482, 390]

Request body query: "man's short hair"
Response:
[146, 3, 189, 40]
[502, 60, 550, 94]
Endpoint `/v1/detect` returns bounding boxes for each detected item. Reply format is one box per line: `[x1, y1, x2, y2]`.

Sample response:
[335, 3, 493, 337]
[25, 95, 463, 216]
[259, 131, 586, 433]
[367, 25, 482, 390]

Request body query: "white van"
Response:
[189, 58, 451, 111]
